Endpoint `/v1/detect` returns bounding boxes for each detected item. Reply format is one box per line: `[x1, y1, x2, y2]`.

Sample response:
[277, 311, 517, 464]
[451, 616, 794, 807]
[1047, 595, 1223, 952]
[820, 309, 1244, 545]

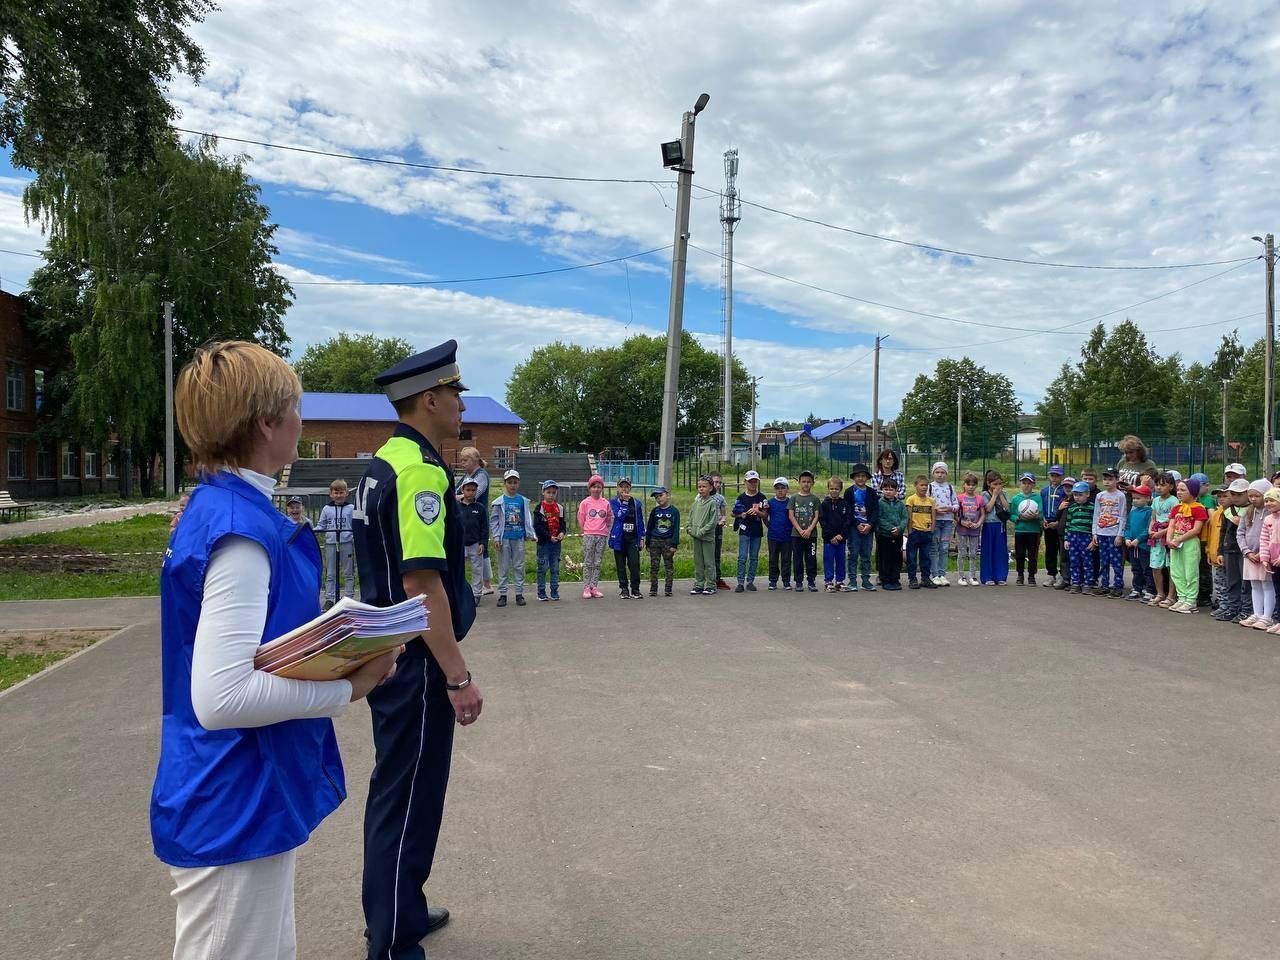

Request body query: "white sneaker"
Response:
[938, 574, 951, 586]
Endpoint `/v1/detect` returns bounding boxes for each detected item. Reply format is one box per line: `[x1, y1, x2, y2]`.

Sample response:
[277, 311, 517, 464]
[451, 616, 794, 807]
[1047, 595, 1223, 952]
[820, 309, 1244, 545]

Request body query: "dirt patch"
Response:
[0, 631, 111, 658]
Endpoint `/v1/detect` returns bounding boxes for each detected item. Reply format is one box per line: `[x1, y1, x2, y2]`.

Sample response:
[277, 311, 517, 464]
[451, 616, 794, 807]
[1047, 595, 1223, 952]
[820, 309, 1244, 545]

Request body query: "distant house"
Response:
[779, 418, 875, 460]
[300, 392, 524, 469]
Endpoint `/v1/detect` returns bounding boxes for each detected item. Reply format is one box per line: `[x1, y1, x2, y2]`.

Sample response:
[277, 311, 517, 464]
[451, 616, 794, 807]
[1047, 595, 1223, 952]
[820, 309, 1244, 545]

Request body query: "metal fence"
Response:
[675, 406, 1278, 490]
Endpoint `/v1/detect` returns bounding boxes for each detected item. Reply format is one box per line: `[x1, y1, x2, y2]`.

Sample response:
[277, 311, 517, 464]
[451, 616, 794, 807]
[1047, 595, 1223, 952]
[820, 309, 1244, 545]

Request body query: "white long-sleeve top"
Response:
[190, 468, 352, 731]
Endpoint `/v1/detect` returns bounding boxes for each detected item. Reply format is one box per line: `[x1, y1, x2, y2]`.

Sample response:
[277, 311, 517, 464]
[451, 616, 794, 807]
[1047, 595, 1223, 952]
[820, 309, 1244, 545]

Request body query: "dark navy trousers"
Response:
[363, 650, 455, 960]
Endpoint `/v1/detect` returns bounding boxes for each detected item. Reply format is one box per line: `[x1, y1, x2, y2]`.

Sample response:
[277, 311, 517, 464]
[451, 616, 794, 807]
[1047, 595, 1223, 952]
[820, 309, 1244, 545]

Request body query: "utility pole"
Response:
[720, 148, 740, 464]
[870, 335, 884, 462]
[955, 381, 963, 479]
[164, 301, 175, 498]
[750, 375, 761, 471]
[1222, 378, 1230, 466]
[1266, 234, 1275, 473]
[657, 93, 710, 490]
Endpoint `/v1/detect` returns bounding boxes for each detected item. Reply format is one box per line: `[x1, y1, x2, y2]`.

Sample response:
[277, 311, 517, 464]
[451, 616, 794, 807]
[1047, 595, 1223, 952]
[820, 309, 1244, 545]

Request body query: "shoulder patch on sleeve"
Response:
[415, 490, 443, 525]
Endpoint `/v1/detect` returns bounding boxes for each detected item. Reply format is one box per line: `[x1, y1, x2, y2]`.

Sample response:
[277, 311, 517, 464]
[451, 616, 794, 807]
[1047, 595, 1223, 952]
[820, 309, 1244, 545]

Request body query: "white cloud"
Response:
[8, 1, 1280, 422]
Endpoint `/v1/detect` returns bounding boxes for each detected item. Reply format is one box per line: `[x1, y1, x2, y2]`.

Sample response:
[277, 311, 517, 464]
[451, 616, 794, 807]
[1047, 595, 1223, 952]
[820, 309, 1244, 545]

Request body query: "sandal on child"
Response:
[1266, 621, 1280, 635]
[1158, 597, 1175, 608]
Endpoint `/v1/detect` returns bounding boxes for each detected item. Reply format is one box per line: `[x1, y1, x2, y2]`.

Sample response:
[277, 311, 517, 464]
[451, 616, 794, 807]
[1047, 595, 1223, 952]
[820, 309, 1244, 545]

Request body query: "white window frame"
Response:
[5, 361, 23, 411]
[62, 443, 80, 479]
[105, 442, 119, 478]
[84, 448, 99, 478]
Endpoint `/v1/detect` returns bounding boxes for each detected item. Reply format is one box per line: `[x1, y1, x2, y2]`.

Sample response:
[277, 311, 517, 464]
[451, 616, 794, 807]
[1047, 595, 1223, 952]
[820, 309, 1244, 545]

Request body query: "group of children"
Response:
[1037, 461, 1280, 626]
[290, 458, 1280, 626]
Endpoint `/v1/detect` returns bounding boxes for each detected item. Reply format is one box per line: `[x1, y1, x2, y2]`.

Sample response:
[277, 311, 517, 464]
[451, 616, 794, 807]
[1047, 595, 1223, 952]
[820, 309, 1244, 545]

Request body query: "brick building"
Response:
[300, 392, 523, 469]
[2, 290, 125, 499]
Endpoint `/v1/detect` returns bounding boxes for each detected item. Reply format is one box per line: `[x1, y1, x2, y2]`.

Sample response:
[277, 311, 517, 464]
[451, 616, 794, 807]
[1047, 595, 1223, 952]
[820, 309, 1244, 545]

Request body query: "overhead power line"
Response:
[289, 244, 672, 286]
[689, 243, 1259, 338]
[175, 127, 667, 185]
[708, 192, 1257, 271]
[882, 259, 1258, 353]
[178, 127, 1248, 272]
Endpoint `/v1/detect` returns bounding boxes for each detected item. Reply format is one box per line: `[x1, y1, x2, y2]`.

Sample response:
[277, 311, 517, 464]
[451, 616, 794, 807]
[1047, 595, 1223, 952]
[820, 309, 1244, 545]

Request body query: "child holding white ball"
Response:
[1010, 471, 1043, 585]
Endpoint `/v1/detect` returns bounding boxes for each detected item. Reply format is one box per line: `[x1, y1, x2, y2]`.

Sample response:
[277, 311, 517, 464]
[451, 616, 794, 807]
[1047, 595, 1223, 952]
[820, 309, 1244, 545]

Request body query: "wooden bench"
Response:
[0, 490, 31, 523]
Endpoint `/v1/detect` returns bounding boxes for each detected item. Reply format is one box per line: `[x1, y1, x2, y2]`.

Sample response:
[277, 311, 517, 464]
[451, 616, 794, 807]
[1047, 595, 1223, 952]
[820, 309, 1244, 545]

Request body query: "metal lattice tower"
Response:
[720, 149, 740, 461]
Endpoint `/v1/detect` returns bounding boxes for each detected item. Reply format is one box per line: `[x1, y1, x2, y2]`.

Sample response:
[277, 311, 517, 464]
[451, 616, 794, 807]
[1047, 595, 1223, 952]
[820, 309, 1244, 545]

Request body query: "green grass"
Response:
[0, 514, 171, 601]
[0, 632, 104, 690]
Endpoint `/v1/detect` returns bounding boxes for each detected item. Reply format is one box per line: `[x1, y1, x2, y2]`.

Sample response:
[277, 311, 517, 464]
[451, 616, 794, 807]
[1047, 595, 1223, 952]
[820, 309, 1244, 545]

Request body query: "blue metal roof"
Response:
[301, 392, 524, 426]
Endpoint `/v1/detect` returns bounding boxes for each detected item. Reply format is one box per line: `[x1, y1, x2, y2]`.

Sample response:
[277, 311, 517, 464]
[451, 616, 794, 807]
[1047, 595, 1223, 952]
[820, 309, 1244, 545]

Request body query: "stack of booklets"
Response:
[254, 595, 428, 680]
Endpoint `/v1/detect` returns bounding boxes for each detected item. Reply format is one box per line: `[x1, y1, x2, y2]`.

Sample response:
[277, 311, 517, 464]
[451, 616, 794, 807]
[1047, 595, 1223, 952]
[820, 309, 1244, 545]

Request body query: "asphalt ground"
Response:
[2, 584, 1278, 959]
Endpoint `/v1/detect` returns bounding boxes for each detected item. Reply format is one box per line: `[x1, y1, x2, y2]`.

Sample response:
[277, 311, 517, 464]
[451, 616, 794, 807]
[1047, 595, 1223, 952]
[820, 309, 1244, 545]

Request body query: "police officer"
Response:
[352, 340, 483, 960]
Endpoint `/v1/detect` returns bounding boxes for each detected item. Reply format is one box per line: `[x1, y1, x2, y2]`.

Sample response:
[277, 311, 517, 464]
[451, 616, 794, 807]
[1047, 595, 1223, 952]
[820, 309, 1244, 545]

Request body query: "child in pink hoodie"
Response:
[577, 474, 613, 598]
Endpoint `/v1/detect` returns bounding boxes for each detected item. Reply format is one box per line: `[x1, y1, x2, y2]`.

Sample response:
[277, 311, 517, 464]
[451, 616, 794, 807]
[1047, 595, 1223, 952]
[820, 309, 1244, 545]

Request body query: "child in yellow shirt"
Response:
[904, 475, 937, 589]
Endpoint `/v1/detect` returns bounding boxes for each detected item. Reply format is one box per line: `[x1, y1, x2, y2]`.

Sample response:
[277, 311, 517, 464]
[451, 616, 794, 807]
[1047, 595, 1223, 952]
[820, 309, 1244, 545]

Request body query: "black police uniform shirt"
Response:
[352, 423, 476, 648]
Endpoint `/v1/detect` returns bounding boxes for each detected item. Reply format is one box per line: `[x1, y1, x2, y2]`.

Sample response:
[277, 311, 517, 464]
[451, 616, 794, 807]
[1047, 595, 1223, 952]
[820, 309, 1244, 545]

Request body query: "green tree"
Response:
[506, 333, 753, 456]
[1225, 338, 1266, 445]
[897, 357, 1021, 459]
[1035, 320, 1181, 441]
[1, 0, 212, 172]
[24, 138, 292, 492]
[293, 333, 415, 394]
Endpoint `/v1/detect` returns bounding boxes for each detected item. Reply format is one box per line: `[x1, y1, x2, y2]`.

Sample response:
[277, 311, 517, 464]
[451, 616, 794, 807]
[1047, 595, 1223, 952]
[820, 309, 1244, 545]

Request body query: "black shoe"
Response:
[496, 595, 508, 607]
[515, 595, 526, 606]
[1068, 584, 1081, 594]
[746, 582, 758, 591]
[650, 586, 658, 596]
[620, 588, 632, 599]
[735, 583, 744, 592]
[1054, 579, 1070, 590]
[1016, 576, 1025, 585]
[1090, 585, 1107, 597]
[808, 583, 819, 592]
[767, 582, 777, 590]
[633, 590, 643, 599]
[922, 580, 938, 589]
[908, 580, 921, 589]
[665, 588, 672, 597]
[537, 592, 548, 602]
[1028, 575, 1037, 586]
[690, 588, 702, 595]
[425, 906, 450, 935]
[550, 592, 560, 601]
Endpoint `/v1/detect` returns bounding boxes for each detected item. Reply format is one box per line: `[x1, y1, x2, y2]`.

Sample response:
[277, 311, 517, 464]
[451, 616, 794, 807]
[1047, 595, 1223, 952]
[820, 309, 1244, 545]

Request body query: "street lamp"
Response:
[656, 93, 711, 490]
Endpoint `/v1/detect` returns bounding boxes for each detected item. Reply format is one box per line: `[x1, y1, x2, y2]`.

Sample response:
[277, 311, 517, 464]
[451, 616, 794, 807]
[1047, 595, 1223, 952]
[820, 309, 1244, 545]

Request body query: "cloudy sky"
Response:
[4, 1, 1280, 424]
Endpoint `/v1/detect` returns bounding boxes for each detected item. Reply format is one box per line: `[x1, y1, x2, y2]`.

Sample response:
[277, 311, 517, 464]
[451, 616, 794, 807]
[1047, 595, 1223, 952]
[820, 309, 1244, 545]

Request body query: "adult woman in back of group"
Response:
[1115, 434, 1159, 491]
[871, 448, 904, 493]
[456, 445, 495, 594]
[152, 341, 398, 960]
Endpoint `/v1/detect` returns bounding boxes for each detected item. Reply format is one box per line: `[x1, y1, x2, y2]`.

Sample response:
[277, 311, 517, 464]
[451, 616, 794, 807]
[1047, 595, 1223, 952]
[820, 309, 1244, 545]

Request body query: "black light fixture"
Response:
[660, 140, 684, 168]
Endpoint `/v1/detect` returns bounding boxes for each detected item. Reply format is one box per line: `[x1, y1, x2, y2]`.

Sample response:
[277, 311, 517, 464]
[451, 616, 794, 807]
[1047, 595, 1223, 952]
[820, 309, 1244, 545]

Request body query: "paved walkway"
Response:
[2, 587, 1278, 959]
[0, 500, 177, 541]
[0, 596, 159, 632]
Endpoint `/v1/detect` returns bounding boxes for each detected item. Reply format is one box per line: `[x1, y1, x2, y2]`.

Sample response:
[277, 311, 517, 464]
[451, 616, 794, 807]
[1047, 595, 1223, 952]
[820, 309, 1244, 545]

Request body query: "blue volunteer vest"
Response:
[150, 471, 345, 868]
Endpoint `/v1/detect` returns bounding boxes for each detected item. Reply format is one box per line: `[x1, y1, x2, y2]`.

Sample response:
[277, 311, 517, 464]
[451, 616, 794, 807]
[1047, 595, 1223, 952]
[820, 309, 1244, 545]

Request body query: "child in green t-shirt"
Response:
[1010, 471, 1044, 585]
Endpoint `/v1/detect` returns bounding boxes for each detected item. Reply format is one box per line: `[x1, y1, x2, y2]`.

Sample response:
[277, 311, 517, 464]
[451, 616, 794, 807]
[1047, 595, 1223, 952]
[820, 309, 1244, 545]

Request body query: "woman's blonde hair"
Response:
[1118, 435, 1147, 462]
[176, 341, 301, 473]
[459, 446, 486, 469]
